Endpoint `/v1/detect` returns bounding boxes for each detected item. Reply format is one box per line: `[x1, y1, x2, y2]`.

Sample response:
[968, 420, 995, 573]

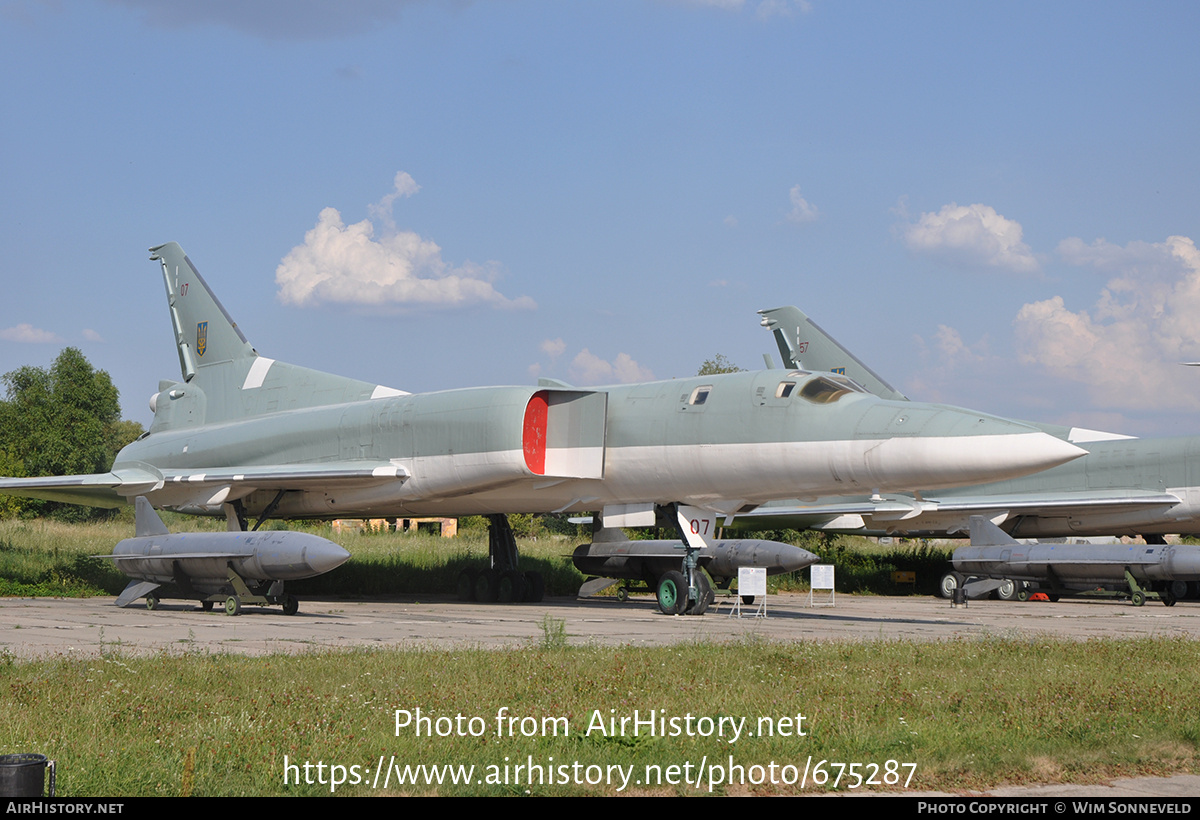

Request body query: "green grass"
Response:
[0, 516, 956, 600]
[1, 637, 1197, 796]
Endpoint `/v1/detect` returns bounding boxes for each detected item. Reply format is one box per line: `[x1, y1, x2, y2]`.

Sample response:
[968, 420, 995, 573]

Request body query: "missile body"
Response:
[953, 515, 1200, 605]
[106, 497, 349, 614]
[572, 538, 817, 585]
[112, 529, 351, 588]
[953, 541, 1200, 587]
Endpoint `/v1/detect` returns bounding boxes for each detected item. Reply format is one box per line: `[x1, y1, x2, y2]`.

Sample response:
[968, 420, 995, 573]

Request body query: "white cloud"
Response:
[902, 202, 1038, 273]
[367, 171, 420, 230]
[569, 349, 655, 385]
[82, 328, 104, 342]
[539, 338, 566, 359]
[276, 174, 535, 311]
[785, 184, 819, 224]
[1, 324, 62, 343]
[1013, 235, 1200, 410]
[932, 324, 981, 368]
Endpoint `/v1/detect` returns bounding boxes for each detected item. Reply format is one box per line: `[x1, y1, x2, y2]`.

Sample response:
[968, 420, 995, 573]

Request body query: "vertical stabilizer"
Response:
[150, 242, 256, 381]
[147, 243, 406, 427]
[758, 305, 908, 401]
[134, 496, 171, 537]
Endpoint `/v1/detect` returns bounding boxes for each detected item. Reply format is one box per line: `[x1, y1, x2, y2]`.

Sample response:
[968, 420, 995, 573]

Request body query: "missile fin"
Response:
[968, 515, 1019, 547]
[134, 496, 170, 537]
[115, 580, 161, 608]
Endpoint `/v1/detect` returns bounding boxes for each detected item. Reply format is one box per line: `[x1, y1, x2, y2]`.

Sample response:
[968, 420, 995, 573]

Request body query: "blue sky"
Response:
[2, 0, 1198, 437]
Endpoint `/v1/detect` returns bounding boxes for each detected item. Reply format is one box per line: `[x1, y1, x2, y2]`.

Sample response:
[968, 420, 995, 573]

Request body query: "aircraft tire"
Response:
[225, 596, 242, 616]
[1131, 590, 1146, 607]
[475, 569, 500, 603]
[497, 570, 526, 604]
[1169, 580, 1189, 600]
[281, 595, 299, 616]
[740, 595, 755, 606]
[523, 571, 545, 603]
[996, 579, 1019, 601]
[616, 586, 629, 602]
[201, 600, 214, 612]
[1164, 591, 1177, 607]
[145, 594, 159, 611]
[686, 573, 714, 616]
[457, 569, 477, 601]
[657, 571, 688, 616]
[938, 572, 963, 600]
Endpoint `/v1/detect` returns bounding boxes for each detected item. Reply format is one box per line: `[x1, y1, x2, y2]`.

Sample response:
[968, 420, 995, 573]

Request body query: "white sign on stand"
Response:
[809, 564, 835, 607]
[730, 566, 767, 618]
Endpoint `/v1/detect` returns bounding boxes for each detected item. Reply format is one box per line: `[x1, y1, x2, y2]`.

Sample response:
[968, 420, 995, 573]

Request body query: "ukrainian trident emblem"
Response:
[196, 321, 208, 357]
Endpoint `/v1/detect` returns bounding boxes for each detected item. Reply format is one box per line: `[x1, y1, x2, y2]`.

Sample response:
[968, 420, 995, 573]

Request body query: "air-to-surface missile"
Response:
[105, 497, 350, 615]
[573, 537, 818, 612]
[949, 515, 1200, 606]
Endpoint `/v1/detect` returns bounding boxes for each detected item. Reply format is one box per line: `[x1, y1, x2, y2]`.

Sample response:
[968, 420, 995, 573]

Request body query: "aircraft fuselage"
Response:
[117, 369, 1082, 521]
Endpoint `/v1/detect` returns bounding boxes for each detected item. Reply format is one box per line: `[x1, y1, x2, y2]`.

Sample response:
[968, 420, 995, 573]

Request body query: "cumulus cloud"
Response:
[82, 329, 104, 342]
[902, 202, 1039, 273]
[931, 324, 981, 368]
[276, 173, 535, 311]
[539, 338, 566, 359]
[1, 324, 62, 343]
[1014, 235, 1200, 410]
[367, 171, 420, 230]
[785, 184, 819, 224]
[569, 349, 655, 385]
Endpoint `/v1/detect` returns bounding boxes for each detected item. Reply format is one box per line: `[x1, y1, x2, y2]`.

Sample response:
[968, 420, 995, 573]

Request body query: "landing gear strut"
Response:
[456, 514, 545, 603]
[656, 503, 715, 616]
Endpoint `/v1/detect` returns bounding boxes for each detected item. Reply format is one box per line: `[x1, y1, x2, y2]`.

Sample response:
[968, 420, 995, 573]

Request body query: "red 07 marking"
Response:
[689, 518, 710, 535]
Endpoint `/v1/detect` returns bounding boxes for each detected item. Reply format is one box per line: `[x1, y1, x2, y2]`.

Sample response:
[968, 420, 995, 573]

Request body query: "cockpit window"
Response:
[775, 382, 795, 398]
[689, 385, 712, 406]
[799, 375, 853, 404]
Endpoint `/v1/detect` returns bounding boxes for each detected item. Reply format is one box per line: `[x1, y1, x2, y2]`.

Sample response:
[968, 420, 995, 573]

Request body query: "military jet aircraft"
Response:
[0, 245, 1084, 607]
[743, 305, 1200, 542]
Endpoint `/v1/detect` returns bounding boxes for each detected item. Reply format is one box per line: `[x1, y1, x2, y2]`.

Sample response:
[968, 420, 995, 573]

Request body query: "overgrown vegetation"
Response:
[1, 637, 1197, 796]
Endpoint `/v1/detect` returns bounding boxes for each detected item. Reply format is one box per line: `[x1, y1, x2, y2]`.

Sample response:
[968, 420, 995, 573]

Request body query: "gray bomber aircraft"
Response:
[742, 305, 1200, 542]
[0, 245, 1086, 608]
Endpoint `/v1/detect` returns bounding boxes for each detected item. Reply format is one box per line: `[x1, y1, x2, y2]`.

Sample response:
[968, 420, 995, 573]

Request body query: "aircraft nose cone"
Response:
[866, 427, 1085, 490]
[307, 539, 351, 575]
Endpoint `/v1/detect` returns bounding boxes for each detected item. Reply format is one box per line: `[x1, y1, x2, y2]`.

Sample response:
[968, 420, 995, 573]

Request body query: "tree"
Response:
[0, 348, 138, 519]
[697, 354, 744, 376]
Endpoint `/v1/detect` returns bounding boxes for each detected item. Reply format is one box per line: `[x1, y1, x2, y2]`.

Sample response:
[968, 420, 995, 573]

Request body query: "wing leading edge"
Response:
[0, 462, 410, 511]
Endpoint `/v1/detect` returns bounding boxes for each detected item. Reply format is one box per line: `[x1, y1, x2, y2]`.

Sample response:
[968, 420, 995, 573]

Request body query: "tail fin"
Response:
[134, 496, 170, 537]
[147, 243, 406, 431]
[758, 305, 908, 401]
[150, 242, 256, 381]
[968, 515, 1018, 547]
